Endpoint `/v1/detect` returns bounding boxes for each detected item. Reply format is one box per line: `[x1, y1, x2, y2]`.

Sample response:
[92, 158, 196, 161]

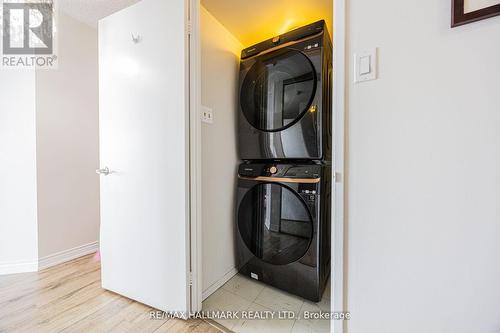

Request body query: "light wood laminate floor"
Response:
[0, 254, 223, 333]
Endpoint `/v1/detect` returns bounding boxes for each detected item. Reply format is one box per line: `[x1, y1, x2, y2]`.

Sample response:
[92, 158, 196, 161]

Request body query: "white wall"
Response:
[36, 12, 100, 259]
[200, 6, 243, 296]
[0, 71, 39, 274]
[346, 1, 500, 332]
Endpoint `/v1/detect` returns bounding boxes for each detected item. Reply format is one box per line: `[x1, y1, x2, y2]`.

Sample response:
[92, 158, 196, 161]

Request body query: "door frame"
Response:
[188, 0, 203, 313]
[332, 0, 347, 332]
[188, 1, 347, 329]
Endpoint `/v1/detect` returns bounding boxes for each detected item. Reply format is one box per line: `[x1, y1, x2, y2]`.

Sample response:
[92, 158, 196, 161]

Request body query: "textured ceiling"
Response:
[59, 0, 141, 27]
[201, 0, 333, 47]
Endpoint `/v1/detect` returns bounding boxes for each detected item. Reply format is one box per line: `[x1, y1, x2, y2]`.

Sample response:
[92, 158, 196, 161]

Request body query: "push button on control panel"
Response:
[301, 189, 317, 201]
[269, 166, 278, 174]
[302, 190, 316, 195]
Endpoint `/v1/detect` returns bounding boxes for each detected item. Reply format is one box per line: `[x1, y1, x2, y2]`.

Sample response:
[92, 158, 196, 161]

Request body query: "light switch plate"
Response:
[359, 55, 371, 75]
[201, 106, 213, 124]
[354, 48, 377, 83]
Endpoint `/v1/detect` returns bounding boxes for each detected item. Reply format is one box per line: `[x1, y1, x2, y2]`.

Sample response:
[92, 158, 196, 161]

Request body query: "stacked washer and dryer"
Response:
[235, 20, 333, 302]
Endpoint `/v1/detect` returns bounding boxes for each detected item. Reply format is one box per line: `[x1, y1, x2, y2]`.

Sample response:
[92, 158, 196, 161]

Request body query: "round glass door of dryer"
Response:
[237, 183, 313, 265]
[240, 49, 317, 132]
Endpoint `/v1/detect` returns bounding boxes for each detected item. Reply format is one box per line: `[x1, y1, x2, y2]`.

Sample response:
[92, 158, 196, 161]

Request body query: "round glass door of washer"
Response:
[237, 183, 313, 265]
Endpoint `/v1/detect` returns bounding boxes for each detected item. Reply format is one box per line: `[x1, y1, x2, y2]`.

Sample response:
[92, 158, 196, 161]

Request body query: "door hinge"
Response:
[189, 272, 193, 286]
[187, 21, 192, 35]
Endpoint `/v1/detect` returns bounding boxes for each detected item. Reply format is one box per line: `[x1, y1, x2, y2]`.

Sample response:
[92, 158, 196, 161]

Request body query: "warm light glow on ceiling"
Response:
[201, 0, 333, 47]
[277, 18, 296, 36]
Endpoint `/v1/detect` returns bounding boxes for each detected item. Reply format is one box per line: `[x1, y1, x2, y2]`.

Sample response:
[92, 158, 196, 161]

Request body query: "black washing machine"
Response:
[235, 162, 331, 302]
[238, 20, 332, 161]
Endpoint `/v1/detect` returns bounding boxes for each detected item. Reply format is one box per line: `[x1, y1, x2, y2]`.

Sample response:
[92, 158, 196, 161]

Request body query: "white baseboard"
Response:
[202, 267, 238, 301]
[38, 241, 99, 271]
[0, 242, 98, 275]
[0, 260, 38, 275]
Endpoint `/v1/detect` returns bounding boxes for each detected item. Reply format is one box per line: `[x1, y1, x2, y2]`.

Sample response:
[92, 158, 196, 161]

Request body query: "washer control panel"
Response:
[239, 163, 322, 178]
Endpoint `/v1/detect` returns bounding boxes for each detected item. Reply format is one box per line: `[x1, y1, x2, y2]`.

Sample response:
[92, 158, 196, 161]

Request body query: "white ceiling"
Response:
[201, 0, 333, 47]
[59, 0, 333, 46]
[59, 0, 141, 27]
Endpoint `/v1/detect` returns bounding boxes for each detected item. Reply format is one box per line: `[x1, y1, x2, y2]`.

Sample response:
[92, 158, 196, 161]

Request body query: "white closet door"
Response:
[98, 0, 191, 312]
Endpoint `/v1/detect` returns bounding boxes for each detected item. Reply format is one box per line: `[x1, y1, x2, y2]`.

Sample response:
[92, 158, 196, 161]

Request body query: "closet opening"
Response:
[196, 1, 335, 332]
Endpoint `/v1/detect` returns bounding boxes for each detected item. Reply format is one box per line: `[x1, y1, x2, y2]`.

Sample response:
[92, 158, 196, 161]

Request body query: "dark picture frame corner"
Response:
[452, 0, 500, 27]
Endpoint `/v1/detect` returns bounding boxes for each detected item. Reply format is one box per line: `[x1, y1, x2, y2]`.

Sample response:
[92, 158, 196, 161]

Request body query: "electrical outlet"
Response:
[201, 106, 213, 124]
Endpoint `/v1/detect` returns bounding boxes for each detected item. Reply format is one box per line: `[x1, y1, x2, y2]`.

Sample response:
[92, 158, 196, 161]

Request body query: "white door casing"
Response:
[98, 0, 191, 313]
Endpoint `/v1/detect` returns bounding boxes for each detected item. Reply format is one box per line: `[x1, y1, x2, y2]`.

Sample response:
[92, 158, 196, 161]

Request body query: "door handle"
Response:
[96, 167, 111, 176]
